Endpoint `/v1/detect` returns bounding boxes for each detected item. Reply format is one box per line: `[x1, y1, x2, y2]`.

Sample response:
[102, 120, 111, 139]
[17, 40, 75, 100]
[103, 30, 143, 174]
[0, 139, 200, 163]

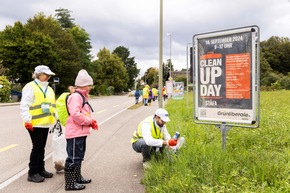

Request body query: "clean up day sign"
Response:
[193, 26, 260, 125]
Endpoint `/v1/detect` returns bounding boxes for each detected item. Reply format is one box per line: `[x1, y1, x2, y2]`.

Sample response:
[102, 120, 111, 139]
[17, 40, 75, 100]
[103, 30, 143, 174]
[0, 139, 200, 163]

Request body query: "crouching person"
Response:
[65, 70, 98, 191]
[131, 108, 180, 169]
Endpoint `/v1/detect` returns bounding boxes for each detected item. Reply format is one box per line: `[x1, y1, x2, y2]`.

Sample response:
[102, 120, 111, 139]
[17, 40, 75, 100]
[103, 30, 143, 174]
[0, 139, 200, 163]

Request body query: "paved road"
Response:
[0, 95, 163, 193]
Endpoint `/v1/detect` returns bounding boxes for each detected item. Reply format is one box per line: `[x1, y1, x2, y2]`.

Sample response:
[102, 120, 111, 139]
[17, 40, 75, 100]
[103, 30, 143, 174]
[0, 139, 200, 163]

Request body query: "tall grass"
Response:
[142, 90, 290, 193]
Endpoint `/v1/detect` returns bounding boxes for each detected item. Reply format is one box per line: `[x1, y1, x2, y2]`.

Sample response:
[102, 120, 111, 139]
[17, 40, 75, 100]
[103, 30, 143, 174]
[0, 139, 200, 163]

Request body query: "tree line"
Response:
[260, 36, 290, 90]
[0, 8, 290, 102]
[0, 8, 140, 97]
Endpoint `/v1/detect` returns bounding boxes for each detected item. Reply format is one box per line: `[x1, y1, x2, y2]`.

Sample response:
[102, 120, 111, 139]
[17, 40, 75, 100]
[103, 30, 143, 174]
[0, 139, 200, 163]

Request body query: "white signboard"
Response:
[165, 81, 174, 96]
[172, 82, 184, 100]
[193, 26, 260, 127]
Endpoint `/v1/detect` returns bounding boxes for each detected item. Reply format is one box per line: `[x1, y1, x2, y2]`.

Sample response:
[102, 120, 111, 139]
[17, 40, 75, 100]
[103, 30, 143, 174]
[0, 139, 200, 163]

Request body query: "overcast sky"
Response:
[1, 0, 290, 76]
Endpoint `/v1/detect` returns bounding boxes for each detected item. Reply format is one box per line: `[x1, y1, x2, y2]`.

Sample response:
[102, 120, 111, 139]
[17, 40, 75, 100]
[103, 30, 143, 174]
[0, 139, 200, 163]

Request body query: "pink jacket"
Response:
[65, 89, 93, 139]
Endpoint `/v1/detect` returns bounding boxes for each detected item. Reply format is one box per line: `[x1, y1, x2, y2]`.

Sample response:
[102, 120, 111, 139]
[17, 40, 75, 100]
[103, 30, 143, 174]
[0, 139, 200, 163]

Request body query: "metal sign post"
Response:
[52, 77, 60, 94]
[216, 123, 232, 150]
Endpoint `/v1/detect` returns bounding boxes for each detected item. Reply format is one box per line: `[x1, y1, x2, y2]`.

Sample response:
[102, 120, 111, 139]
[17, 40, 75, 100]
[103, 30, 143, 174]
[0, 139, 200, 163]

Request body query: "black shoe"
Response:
[39, 170, 53, 178]
[27, 173, 45, 183]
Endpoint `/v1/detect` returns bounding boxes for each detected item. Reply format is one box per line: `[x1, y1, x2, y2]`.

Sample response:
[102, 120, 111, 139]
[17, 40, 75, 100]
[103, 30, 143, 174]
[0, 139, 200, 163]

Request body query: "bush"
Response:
[107, 86, 114, 95]
[0, 76, 11, 102]
[98, 85, 108, 95]
[277, 75, 290, 89]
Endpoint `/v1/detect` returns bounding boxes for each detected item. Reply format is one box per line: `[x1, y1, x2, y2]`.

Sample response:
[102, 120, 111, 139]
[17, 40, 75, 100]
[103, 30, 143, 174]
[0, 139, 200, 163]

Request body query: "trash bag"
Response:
[50, 120, 67, 173]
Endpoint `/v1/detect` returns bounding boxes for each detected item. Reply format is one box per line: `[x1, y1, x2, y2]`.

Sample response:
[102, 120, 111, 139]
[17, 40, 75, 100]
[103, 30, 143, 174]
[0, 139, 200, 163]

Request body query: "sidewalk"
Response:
[1, 99, 164, 193]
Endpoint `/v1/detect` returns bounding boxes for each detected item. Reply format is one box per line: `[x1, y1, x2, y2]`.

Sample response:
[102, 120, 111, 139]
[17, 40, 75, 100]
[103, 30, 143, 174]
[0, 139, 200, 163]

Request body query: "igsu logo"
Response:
[217, 111, 250, 118]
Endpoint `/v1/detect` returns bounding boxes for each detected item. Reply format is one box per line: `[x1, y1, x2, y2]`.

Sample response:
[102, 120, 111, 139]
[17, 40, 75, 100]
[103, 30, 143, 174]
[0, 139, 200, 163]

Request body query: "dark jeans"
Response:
[135, 97, 139, 104]
[66, 136, 87, 168]
[132, 138, 163, 162]
[28, 127, 49, 175]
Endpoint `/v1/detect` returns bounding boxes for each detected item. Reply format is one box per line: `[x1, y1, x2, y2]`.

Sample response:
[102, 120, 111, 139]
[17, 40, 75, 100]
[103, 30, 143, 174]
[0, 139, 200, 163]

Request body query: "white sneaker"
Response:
[142, 161, 152, 170]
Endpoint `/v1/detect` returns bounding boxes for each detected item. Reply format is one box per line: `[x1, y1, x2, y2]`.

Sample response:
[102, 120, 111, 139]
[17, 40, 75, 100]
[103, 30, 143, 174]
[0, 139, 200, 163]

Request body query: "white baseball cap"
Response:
[34, 65, 55, 75]
[155, 108, 170, 122]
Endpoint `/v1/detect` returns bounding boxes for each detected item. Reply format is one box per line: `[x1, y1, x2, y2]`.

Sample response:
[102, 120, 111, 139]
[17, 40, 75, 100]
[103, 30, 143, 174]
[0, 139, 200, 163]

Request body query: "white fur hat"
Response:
[75, 69, 93, 87]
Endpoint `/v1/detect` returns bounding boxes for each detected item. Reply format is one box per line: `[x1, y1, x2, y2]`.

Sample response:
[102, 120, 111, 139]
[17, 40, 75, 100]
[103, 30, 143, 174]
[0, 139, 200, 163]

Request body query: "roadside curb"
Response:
[0, 102, 20, 107]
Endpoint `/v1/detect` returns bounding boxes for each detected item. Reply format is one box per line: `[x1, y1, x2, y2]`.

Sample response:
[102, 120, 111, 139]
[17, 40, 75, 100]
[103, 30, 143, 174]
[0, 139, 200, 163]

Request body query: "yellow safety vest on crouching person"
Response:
[28, 81, 56, 126]
[131, 116, 164, 143]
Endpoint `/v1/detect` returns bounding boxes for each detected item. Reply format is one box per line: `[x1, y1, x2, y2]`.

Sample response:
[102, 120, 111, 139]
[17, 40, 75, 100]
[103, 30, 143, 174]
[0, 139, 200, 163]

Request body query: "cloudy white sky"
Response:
[1, 0, 290, 76]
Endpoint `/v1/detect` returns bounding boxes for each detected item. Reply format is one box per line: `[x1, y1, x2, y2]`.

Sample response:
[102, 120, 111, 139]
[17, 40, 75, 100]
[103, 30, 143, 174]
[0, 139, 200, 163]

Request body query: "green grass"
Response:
[142, 90, 290, 193]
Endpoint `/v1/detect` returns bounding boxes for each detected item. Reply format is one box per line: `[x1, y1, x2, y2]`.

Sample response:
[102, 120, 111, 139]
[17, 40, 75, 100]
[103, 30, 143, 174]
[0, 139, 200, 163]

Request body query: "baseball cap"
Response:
[34, 65, 55, 75]
[155, 108, 170, 122]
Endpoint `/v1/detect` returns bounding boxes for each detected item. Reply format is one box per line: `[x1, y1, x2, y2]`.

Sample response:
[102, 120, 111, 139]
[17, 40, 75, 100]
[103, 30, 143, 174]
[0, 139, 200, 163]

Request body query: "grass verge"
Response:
[142, 90, 290, 193]
[128, 101, 143, 110]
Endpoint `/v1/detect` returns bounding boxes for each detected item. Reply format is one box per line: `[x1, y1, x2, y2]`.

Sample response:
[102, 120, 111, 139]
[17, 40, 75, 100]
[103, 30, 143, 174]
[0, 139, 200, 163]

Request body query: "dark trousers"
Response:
[66, 136, 87, 168]
[28, 127, 49, 175]
[132, 138, 163, 162]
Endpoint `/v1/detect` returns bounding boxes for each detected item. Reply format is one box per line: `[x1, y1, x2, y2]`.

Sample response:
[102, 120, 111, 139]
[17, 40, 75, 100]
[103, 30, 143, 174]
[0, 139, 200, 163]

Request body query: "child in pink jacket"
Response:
[64, 69, 98, 191]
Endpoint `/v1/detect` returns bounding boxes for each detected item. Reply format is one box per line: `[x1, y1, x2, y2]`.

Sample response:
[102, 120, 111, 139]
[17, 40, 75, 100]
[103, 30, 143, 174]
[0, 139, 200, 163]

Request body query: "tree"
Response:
[97, 48, 129, 93]
[112, 46, 140, 91]
[143, 67, 158, 86]
[174, 74, 187, 87]
[261, 36, 290, 74]
[55, 9, 93, 70]
[25, 13, 82, 92]
[0, 76, 11, 102]
[163, 61, 170, 81]
[55, 8, 75, 29]
[0, 22, 30, 82]
[0, 63, 6, 75]
[69, 26, 92, 69]
[260, 51, 279, 86]
[0, 13, 83, 92]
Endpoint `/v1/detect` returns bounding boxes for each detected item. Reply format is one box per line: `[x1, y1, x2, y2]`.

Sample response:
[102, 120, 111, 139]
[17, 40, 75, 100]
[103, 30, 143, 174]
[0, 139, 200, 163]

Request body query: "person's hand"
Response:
[91, 119, 98, 130]
[167, 139, 177, 146]
[25, 122, 33, 132]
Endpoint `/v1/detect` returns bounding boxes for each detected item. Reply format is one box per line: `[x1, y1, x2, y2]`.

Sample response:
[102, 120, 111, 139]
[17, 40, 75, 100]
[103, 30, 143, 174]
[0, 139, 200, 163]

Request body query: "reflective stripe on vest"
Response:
[28, 81, 56, 126]
[131, 116, 164, 143]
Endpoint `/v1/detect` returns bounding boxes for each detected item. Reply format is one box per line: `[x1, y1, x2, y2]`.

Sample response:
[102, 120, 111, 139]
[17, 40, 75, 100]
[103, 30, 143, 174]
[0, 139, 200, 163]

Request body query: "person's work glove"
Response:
[25, 122, 33, 132]
[167, 139, 178, 146]
[91, 119, 99, 130]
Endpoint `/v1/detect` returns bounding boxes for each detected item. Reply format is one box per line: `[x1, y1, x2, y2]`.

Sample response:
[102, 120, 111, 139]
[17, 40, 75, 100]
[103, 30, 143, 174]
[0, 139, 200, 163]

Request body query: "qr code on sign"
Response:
[200, 109, 206, 116]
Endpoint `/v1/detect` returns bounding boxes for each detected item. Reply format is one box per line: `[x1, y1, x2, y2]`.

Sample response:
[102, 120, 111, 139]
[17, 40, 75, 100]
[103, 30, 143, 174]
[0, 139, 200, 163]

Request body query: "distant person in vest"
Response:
[64, 69, 98, 191]
[131, 108, 184, 168]
[20, 65, 56, 183]
[142, 84, 150, 106]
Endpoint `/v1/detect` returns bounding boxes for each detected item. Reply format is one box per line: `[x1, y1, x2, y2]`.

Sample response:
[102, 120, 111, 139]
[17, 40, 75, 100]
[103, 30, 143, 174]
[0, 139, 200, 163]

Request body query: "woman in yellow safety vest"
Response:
[20, 65, 56, 183]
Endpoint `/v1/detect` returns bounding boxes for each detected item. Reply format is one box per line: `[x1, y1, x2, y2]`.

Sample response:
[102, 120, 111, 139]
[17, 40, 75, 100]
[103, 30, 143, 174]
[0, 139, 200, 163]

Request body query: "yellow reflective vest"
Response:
[131, 116, 164, 143]
[152, 88, 158, 96]
[143, 87, 149, 99]
[28, 81, 56, 126]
